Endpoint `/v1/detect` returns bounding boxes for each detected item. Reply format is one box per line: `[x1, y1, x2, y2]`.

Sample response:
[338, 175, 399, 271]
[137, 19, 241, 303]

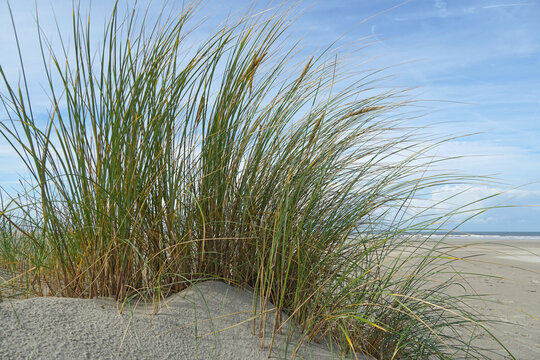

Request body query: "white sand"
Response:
[442, 238, 540, 359]
[1, 238, 539, 359]
[0, 280, 361, 359]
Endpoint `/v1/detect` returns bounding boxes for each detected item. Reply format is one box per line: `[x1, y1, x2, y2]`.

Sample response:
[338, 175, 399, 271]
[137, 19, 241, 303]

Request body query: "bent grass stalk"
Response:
[0, 1, 514, 359]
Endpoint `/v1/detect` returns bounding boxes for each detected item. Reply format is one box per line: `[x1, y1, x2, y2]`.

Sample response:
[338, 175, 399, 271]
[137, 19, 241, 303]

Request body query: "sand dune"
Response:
[1, 238, 539, 359]
[0, 280, 361, 359]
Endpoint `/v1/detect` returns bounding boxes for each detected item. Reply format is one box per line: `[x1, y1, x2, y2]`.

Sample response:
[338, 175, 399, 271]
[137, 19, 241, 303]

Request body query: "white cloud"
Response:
[434, 0, 448, 18]
[429, 140, 540, 182]
[482, 3, 534, 9]
[407, 182, 540, 229]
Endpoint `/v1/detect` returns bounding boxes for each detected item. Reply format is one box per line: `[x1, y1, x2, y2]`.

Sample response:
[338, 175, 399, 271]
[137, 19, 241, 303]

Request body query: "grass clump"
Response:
[0, 2, 513, 359]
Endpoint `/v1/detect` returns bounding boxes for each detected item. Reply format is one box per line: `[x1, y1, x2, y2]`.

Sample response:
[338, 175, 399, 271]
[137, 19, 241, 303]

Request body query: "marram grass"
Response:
[0, 2, 513, 359]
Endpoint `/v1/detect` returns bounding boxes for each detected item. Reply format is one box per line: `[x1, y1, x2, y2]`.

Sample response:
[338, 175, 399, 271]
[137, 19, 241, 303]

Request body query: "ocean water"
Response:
[429, 231, 540, 242]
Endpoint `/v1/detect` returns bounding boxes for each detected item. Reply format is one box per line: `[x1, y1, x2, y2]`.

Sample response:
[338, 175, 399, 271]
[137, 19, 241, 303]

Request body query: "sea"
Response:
[425, 231, 540, 242]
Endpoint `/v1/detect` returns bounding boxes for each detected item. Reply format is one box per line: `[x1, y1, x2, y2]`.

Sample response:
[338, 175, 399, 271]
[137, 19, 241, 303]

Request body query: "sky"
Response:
[0, 0, 539, 232]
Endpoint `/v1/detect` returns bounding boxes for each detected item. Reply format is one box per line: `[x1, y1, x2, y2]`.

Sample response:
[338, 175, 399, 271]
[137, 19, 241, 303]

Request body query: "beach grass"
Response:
[0, 2, 514, 359]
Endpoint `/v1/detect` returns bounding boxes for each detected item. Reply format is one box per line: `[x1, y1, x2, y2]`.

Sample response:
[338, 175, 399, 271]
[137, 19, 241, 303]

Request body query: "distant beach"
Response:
[437, 235, 540, 358]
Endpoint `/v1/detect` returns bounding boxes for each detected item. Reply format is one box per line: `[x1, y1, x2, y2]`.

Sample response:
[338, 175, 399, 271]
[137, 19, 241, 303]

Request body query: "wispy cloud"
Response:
[482, 3, 534, 9]
[434, 0, 448, 18]
[408, 184, 540, 231]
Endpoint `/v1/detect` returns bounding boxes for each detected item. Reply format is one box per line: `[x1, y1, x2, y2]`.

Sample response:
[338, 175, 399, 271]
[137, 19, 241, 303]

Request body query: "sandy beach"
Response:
[1, 237, 538, 359]
[440, 236, 540, 359]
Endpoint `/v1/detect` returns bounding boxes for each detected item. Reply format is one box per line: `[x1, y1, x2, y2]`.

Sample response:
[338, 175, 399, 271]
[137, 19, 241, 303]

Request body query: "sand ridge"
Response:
[0, 280, 360, 359]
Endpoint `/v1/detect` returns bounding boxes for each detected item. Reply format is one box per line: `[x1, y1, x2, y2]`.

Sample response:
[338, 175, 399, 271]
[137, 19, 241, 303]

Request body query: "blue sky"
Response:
[0, 0, 539, 231]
